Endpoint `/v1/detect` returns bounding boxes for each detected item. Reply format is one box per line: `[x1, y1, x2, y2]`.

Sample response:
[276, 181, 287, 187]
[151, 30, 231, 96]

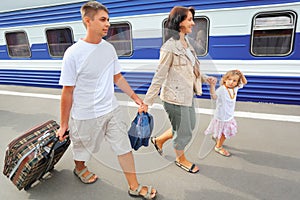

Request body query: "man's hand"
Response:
[56, 127, 69, 141]
[138, 103, 148, 113]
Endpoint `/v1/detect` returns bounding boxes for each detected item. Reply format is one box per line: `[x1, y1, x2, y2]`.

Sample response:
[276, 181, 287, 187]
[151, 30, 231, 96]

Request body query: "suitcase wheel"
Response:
[24, 183, 32, 191]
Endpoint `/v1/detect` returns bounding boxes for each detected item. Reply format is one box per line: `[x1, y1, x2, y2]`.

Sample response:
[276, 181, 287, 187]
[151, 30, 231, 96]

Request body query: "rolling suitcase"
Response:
[3, 120, 70, 190]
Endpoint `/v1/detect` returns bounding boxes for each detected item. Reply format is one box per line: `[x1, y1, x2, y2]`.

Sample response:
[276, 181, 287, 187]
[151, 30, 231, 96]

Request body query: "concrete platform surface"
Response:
[0, 85, 299, 200]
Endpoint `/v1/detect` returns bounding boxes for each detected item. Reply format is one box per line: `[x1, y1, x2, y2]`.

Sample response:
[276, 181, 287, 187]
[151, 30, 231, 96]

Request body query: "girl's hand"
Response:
[235, 70, 247, 85]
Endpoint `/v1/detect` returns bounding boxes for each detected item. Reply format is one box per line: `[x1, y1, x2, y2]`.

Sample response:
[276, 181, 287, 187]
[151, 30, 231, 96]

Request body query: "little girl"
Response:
[205, 69, 247, 157]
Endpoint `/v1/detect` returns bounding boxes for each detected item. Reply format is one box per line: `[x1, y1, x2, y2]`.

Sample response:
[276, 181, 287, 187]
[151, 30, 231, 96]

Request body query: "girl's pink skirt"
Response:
[204, 118, 237, 139]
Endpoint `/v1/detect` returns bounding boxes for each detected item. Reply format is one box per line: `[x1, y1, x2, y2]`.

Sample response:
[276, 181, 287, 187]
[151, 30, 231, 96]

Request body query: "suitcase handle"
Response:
[35, 130, 69, 157]
[49, 130, 69, 153]
[35, 130, 69, 182]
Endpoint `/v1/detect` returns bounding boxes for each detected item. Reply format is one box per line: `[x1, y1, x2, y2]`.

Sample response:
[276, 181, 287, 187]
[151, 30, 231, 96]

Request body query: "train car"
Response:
[0, 0, 299, 105]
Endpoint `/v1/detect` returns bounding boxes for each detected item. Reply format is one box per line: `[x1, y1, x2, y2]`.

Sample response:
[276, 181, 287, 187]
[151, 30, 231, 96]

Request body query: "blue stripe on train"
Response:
[0, 33, 299, 60]
[0, 0, 299, 28]
[0, 69, 299, 105]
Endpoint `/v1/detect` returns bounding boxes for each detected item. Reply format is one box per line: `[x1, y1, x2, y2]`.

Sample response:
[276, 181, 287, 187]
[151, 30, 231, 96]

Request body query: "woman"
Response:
[142, 6, 216, 173]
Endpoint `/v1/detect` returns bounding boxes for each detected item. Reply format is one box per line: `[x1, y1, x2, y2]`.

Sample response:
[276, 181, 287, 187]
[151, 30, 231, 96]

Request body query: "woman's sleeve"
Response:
[194, 58, 208, 83]
[143, 49, 173, 106]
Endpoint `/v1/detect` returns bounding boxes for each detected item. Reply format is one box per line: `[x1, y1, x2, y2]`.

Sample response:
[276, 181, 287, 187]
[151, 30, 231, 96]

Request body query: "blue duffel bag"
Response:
[128, 112, 154, 151]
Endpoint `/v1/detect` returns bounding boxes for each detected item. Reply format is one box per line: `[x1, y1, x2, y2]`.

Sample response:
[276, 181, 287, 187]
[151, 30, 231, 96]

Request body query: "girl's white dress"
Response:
[204, 85, 242, 139]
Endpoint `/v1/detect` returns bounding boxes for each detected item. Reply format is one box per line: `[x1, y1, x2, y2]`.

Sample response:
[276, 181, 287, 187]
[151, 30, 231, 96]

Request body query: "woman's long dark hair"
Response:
[165, 6, 195, 41]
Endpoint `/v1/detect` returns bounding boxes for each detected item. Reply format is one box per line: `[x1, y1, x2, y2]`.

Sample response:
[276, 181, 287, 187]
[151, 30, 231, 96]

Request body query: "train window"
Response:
[162, 17, 209, 56]
[5, 31, 31, 58]
[105, 22, 132, 56]
[251, 11, 296, 56]
[189, 17, 209, 56]
[46, 28, 74, 57]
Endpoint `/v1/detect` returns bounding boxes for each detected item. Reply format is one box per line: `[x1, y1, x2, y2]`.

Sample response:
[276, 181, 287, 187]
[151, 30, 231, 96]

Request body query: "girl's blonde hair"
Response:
[220, 69, 247, 87]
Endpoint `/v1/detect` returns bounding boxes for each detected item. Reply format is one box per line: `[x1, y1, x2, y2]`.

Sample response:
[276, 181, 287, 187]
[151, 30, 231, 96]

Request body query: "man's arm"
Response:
[57, 86, 74, 141]
[114, 73, 143, 106]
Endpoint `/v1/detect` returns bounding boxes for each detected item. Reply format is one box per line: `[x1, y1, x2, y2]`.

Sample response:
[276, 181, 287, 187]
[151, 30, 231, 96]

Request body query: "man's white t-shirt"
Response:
[59, 39, 120, 120]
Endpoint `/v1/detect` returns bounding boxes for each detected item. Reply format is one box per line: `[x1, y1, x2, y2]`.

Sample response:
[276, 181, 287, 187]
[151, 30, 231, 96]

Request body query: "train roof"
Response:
[1, 0, 85, 13]
[1, 0, 300, 29]
[1, 0, 300, 14]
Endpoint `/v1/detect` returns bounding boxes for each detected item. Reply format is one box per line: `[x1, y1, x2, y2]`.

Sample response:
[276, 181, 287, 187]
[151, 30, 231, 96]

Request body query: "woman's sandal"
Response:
[73, 167, 98, 184]
[214, 146, 231, 157]
[128, 184, 157, 199]
[175, 161, 199, 174]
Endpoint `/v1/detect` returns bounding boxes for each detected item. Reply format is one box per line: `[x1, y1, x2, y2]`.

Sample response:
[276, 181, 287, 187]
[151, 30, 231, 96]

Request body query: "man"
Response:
[56, 2, 156, 199]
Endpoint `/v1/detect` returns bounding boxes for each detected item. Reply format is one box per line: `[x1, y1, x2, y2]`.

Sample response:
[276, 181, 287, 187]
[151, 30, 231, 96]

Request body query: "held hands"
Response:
[206, 76, 217, 86]
[139, 103, 148, 113]
[207, 76, 217, 100]
[131, 92, 148, 113]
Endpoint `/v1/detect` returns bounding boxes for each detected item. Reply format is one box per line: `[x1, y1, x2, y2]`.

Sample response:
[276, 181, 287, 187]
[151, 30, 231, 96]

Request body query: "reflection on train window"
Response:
[251, 11, 296, 56]
[105, 22, 132, 56]
[46, 28, 74, 57]
[189, 17, 209, 56]
[5, 31, 31, 58]
[162, 17, 209, 56]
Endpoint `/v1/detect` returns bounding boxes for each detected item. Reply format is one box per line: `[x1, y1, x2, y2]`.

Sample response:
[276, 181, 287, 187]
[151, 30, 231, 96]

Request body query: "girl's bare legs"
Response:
[215, 134, 231, 156]
[216, 133, 226, 148]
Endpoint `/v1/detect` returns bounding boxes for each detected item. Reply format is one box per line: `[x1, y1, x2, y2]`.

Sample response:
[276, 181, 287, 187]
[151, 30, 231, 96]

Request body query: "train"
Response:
[0, 0, 299, 105]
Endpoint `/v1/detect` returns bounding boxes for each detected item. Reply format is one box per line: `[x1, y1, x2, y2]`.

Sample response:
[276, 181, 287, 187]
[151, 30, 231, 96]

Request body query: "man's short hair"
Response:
[80, 1, 109, 27]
